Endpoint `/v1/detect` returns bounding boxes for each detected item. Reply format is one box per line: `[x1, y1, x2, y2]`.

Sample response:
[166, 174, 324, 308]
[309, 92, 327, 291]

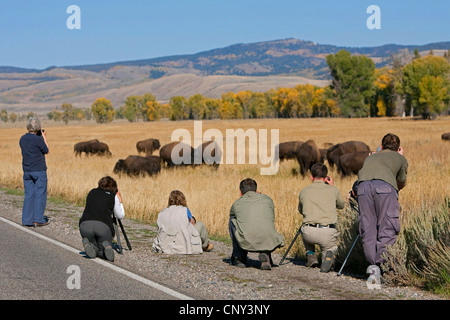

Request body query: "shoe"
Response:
[231, 256, 247, 268]
[82, 238, 96, 259]
[306, 252, 319, 268]
[320, 250, 335, 273]
[203, 243, 214, 252]
[34, 221, 50, 227]
[259, 253, 272, 270]
[102, 241, 115, 262]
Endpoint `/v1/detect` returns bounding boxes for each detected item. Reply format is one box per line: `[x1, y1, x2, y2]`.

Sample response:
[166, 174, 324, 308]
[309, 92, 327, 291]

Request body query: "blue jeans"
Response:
[22, 171, 47, 225]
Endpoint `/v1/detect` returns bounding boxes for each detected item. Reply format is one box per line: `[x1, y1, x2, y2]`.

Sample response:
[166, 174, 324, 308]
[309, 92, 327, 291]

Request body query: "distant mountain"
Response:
[1, 38, 449, 113]
[3, 38, 449, 78]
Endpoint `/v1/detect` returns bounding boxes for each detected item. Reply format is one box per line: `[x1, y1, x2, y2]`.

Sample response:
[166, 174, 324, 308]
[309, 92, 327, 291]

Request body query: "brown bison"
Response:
[194, 141, 222, 168]
[442, 132, 450, 140]
[295, 140, 322, 176]
[159, 142, 195, 167]
[74, 139, 111, 157]
[337, 151, 370, 176]
[136, 138, 161, 155]
[275, 141, 304, 163]
[326, 141, 370, 168]
[113, 155, 161, 177]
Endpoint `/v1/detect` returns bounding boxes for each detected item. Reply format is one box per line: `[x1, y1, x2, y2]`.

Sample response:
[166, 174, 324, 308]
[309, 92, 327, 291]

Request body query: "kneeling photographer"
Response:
[79, 176, 125, 262]
[297, 163, 346, 272]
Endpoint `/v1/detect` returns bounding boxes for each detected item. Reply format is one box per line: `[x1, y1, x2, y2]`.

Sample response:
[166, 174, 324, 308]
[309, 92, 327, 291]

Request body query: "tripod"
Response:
[112, 217, 132, 254]
[279, 226, 302, 265]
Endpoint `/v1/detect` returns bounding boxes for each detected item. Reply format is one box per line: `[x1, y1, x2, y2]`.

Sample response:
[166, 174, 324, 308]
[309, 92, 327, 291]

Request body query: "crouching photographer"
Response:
[79, 176, 125, 262]
[297, 163, 346, 272]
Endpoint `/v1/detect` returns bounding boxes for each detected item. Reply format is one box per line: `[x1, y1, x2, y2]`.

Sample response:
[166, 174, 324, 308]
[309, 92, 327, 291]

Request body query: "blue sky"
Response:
[0, 0, 449, 69]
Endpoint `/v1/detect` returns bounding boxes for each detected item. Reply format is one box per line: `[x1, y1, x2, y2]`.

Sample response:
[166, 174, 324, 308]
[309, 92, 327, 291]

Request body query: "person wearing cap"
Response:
[298, 163, 346, 272]
[19, 117, 50, 227]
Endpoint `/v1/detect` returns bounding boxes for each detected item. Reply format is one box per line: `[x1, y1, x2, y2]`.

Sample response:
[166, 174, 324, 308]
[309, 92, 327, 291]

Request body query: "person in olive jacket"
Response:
[229, 178, 285, 270]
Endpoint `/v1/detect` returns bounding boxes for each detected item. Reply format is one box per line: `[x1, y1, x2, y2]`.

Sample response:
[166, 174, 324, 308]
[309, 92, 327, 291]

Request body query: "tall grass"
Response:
[1, 117, 449, 295]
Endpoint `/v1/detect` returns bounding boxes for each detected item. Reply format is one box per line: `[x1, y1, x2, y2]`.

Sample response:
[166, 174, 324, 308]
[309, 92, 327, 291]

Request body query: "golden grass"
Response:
[1, 117, 449, 250]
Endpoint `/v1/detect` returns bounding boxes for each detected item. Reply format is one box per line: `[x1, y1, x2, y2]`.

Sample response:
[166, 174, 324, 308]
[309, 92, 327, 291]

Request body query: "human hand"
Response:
[397, 147, 404, 156]
[325, 176, 334, 186]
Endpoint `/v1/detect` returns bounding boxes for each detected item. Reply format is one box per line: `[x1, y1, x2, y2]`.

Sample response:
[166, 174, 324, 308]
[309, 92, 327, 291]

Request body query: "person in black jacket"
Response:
[79, 176, 125, 261]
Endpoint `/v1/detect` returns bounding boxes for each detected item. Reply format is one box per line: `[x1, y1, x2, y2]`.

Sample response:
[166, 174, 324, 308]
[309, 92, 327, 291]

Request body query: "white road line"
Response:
[0, 216, 194, 300]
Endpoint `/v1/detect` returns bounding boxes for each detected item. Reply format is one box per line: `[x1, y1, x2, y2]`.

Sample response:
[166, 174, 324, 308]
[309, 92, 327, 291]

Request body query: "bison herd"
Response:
[73, 131, 450, 178]
[276, 139, 371, 177]
[73, 137, 222, 177]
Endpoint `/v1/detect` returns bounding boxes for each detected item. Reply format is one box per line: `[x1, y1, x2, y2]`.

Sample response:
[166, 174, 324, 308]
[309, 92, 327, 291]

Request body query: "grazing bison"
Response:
[442, 132, 450, 140]
[275, 141, 304, 163]
[326, 141, 370, 168]
[194, 141, 222, 168]
[91, 141, 112, 157]
[338, 151, 370, 176]
[295, 140, 322, 176]
[136, 138, 161, 155]
[74, 139, 111, 157]
[159, 142, 195, 167]
[113, 155, 161, 177]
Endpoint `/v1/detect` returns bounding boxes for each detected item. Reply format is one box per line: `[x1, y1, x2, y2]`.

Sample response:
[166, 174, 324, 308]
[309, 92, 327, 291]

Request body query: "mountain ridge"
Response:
[1, 38, 449, 113]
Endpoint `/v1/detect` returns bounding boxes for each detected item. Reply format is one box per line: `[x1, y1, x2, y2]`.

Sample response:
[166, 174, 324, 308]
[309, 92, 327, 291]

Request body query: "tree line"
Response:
[1, 49, 449, 124]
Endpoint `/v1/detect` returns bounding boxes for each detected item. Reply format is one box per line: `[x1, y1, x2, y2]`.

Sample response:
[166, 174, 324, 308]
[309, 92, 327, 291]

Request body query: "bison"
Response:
[159, 142, 195, 168]
[74, 139, 111, 157]
[113, 155, 161, 177]
[194, 141, 222, 168]
[295, 139, 322, 176]
[326, 141, 370, 168]
[442, 132, 450, 140]
[136, 138, 161, 155]
[337, 151, 370, 177]
[274, 141, 304, 163]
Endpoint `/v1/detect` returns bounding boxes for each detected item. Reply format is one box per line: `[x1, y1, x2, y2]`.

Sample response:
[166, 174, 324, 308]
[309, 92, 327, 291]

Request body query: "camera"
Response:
[36, 129, 45, 136]
[324, 176, 331, 185]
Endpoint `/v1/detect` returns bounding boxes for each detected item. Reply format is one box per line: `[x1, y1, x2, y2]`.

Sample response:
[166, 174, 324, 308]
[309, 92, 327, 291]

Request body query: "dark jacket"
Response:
[79, 188, 116, 236]
[19, 133, 48, 172]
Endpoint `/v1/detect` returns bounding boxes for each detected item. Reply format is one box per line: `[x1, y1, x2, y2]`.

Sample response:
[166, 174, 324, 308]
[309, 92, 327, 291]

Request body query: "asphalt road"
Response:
[0, 217, 192, 300]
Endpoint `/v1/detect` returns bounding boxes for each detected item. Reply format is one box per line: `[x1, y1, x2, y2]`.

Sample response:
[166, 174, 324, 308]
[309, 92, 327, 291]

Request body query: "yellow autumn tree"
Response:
[91, 97, 115, 123]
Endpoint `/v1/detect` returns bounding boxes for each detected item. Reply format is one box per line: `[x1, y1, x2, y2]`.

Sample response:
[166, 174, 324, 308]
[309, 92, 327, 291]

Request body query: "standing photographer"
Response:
[357, 133, 408, 278]
[298, 163, 346, 273]
[19, 117, 49, 227]
[79, 176, 125, 262]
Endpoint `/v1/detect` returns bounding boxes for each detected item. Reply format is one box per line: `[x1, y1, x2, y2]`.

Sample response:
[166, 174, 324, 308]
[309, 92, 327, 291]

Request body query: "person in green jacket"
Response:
[298, 163, 346, 272]
[229, 178, 285, 270]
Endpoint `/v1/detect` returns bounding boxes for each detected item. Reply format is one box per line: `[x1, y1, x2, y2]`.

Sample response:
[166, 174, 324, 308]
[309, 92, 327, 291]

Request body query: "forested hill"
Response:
[2, 38, 450, 79]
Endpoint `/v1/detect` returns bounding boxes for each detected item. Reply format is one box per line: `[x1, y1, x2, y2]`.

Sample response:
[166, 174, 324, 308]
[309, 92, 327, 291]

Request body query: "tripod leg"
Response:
[118, 219, 132, 251]
[279, 227, 302, 265]
[113, 218, 123, 254]
[337, 234, 359, 276]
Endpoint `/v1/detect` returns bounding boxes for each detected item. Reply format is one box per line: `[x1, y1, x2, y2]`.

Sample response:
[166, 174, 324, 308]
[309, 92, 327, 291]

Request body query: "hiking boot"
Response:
[259, 253, 271, 270]
[306, 252, 319, 268]
[102, 241, 115, 262]
[231, 256, 247, 268]
[320, 250, 335, 273]
[82, 238, 96, 259]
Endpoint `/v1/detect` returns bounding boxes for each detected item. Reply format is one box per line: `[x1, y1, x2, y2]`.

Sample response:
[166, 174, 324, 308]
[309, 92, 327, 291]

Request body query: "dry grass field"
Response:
[1, 116, 449, 293]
